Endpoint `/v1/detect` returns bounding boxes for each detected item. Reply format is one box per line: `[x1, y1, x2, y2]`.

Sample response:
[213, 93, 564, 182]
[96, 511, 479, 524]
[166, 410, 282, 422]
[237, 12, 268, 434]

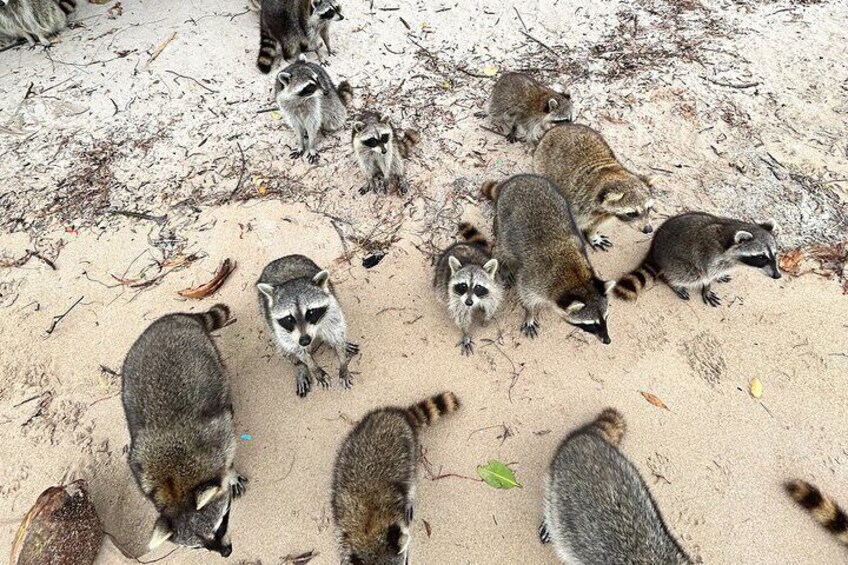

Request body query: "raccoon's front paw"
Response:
[717, 275, 732, 283]
[290, 149, 304, 160]
[521, 320, 539, 339]
[589, 234, 613, 251]
[506, 131, 518, 143]
[458, 337, 474, 356]
[315, 368, 331, 389]
[295, 368, 312, 398]
[539, 522, 551, 544]
[306, 150, 320, 164]
[231, 474, 249, 498]
[672, 286, 690, 301]
[702, 289, 722, 307]
[339, 368, 353, 389]
[396, 177, 409, 195]
[358, 184, 372, 195]
[345, 342, 360, 356]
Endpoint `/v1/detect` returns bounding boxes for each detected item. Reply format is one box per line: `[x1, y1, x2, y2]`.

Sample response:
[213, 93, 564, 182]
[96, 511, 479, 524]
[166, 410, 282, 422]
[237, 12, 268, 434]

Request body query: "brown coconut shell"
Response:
[9, 480, 103, 565]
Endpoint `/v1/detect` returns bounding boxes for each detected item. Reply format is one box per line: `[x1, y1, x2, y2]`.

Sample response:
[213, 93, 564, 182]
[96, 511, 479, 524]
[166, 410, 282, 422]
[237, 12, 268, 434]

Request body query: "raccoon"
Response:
[614, 212, 780, 307]
[488, 72, 573, 146]
[257, 0, 343, 73]
[332, 392, 460, 565]
[785, 480, 848, 546]
[482, 174, 615, 344]
[275, 58, 352, 163]
[352, 111, 420, 196]
[540, 409, 692, 565]
[433, 222, 503, 355]
[534, 124, 655, 251]
[121, 304, 247, 557]
[0, 0, 74, 47]
[257, 254, 358, 398]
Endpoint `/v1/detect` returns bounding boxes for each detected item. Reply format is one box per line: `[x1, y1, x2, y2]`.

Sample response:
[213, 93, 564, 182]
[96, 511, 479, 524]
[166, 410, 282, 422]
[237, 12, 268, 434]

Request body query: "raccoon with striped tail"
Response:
[540, 408, 692, 564]
[352, 111, 420, 195]
[482, 174, 615, 343]
[121, 304, 247, 557]
[785, 480, 848, 546]
[0, 0, 75, 47]
[256, 0, 343, 73]
[332, 392, 461, 565]
[614, 211, 781, 307]
[433, 222, 503, 355]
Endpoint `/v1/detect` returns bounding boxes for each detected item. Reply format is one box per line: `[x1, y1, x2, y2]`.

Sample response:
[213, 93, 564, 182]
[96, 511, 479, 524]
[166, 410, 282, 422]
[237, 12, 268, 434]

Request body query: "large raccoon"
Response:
[541, 409, 692, 564]
[352, 111, 419, 195]
[614, 212, 780, 307]
[533, 124, 655, 250]
[488, 72, 573, 146]
[482, 174, 614, 343]
[121, 304, 247, 557]
[0, 0, 74, 47]
[332, 392, 460, 565]
[256, 0, 343, 73]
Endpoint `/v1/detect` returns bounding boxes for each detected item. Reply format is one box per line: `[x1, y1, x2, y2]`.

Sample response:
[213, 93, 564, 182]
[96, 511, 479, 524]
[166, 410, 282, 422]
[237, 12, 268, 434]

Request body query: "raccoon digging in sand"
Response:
[332, 392, 460, 565]
[534, 124, 655, 251]
[488, 72, 573, 146]
[540, 409, 692, 565]
[275, 58, 352, 163]
[256, 0, 343, 72]
[352, 111, 419, 195]
[785, 480, 848, 546]
[483, 174, 615, 344]
[614, 212, 780, 307]
[121, 304, 247, 557]
[0, 0, 75, 47]
[433, 223, 503, 355]
[257, 254, 358, 398]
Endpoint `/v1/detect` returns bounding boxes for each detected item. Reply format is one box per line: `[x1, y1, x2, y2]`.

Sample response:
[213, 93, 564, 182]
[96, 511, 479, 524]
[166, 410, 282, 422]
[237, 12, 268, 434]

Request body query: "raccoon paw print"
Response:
[306, 151, 320, 164]
[458, 337, 475, 356]
[673, 287, 690, 301]
[538, 522, 551, 544]
[702, 289, 721, 307]
[315, 369, 331, 389]
[590, 234, 613, 251]
[521, 320, 539, 339]
[290, 149, 304, 160]
[231, 474, 249, 498]
[295, 368, 312, 398]
[345, 342, 360, 356]
[717, 275, 732, 283]
[339, 369, 353, 389]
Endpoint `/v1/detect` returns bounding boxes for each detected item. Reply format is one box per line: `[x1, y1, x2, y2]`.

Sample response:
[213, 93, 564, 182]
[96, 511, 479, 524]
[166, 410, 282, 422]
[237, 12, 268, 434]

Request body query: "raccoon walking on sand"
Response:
[121, 304, 247, 557]
[257, 254, 358, 398]
[541, 409, 692, 565]
[488, 72, 573, 146]
[483, 174, 615, 343]
[614, 212, 781, 307]
[275, 58, 352, 163]
[256, 0, 343, 72]
[785, 480, 848, 546]
[433, 222, 503, 355]
[332, 392, 460, 565]
[533, 124, 655, 251]
[0, 0, 75, 47]
[352, 111, 419, 195]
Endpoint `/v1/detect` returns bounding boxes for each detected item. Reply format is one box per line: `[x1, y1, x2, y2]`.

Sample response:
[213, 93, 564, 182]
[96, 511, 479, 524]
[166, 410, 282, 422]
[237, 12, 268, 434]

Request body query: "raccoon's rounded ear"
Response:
[565, 300, 585, 313]
[379, 113, 391, 124]
[546, 98, 559, 112]
[482, 258, 498, 277]
[604, 280, 616, 295]
[734, 230, 754, 244]
[759, 219, 779, 234]
[311, 0, 320, 7]
[312, 270, 331, 292]
[257, 283, 275, 304]
[352, 121, 365, 133]
[386, 523, 411, 555]
[196, 484, 221, 510]
[148, 517, 173, 551]
[550, 83, 565, 94]
[448, 255, 462, 275]
[276, 71, 291, 85]
[638, 174, 658, 188]
[297, 53, 308, 63]
[601, 189, 624, 203]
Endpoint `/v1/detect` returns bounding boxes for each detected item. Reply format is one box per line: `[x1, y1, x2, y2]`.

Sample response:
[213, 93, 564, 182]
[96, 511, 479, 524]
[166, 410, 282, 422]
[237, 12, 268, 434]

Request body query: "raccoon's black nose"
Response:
[219, 544, 232, 557]
[464, 298, 473, 307]
[299, 335, 312, 346]
[338, 13, 345, 19]
[772, 271, 782, 280]
[642, 224, 653, 234]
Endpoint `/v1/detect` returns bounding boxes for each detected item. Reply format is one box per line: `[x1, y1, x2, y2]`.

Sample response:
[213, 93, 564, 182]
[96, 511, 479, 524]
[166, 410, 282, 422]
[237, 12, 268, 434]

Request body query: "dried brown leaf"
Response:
[778, 248, 804, 276]
[423, 519, 432, 538]
[282, 549, 318, 564]
[178, 258, 236, 299]
[640, 391, 669, 411]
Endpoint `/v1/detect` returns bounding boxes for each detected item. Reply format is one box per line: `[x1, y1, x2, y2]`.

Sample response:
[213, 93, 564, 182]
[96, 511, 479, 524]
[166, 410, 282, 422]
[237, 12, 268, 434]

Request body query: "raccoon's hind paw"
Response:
[458, 337, 475, 356]
[539, 522, 552, 544]
[345, 342, 360, 355]
[672, 286, 690, 301]
[589, 234, 613, 251]
[702, 289, 721, 307]
[339, 370, 353, 389]
[315, 368, 331, 389]
[717, 275, 732, 283]
[521, 320, 539, 339]
[231, 474, 249, 498]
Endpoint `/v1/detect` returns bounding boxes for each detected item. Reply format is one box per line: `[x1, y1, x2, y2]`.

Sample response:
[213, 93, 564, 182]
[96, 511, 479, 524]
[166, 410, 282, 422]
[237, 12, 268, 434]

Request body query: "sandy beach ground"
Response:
[1, 0, 847, 563]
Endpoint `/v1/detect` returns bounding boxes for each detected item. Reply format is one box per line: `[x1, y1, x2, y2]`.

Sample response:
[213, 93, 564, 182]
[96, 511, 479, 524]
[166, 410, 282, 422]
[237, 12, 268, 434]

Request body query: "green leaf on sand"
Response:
[477, 460, 522, 489]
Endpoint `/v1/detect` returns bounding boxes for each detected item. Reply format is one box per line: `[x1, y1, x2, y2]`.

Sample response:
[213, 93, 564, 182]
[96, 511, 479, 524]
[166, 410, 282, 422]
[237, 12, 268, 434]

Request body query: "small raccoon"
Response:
[540, 409, 692, 565]
[534, 124, 655, 251]
[0, 0, 74, 47]
[483, 174, 615, 344]
[352, 111, 420, 196]
[332, 392, 460, 565]
[257, 0, 343, 73]
[614, 212, 781, 307]
[275, 59, 352, 163]
[433, 222, 503, 355]
[785, 480, 848, 546]
[121, 304, 247, 557]
[488, 72, 573, 146]
[257, 254, 358, 398]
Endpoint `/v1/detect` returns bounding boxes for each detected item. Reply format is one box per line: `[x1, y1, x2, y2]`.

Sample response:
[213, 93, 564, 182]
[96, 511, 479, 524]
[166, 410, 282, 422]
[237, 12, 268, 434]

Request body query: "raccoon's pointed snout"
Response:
[219, 544, 232, 557]
[299, 334, 312, 346]
[771, 268, 782, 279]
[464, 297, 473, 307]
[642, 223, 653, 234]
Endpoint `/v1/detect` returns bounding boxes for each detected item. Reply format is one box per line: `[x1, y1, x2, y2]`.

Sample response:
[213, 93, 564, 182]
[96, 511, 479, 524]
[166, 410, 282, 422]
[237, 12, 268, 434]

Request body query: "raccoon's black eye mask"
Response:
[362, 138, 379, 148]
[305, 306, 327, 324]
[453, 282, 468, 295]
[625, 210, 641, 219]
[740, 254, 770, 268]
[320, 8, 335, 18]
[298, 83, 319, 97]
[277, 316, 296, 332]
[473, 285, 489, 297]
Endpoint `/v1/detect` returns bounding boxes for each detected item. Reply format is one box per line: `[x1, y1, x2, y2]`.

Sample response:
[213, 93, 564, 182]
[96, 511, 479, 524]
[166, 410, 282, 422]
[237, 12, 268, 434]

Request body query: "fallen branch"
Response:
[143, 32, 176, 69]
[45, 296, 83, 336]
[178, 259, 236, 299]
[702, 76, 759, 89]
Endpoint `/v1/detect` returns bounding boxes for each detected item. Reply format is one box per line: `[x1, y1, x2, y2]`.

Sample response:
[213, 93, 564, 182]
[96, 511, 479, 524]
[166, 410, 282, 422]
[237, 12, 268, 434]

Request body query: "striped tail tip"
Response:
[196, 303, 231, 332]
[59, 0, 76, 15]
[403, 129, 420, 145]
[457, 222, 487, 246]
[337, 81, 353, 107]
[786, 480, 848, 544]
[593, 408, 626, 446]
[406, 392, 460, 428]
[480, 180, 499, 201]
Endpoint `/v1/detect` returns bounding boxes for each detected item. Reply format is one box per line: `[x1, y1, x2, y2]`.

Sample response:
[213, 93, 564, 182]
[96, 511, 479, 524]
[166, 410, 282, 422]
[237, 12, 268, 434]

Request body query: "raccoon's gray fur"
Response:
[534, 124, 655, 251]
[257, 254, 358, 398]
[352, 111, 420, 196]
[121, 304, 247, 557]
[614, 212, 781, 307]
[785, 480, 848, 546]
[0, 0, 74, 47]
[275, 59, 351, 163]
[257, 0, 343, 73]
[433, 223, 503, 356]
[332, 392, 460, 565]
[482, 174, 615, 343]
[540, 409, 692, 565]
[488, 72, 573, 146]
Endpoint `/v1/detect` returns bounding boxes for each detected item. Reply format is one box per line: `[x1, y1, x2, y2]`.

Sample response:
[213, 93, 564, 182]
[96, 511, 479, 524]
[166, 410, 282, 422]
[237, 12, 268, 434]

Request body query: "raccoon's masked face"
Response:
[353, 116, 393, 155]
[313, 0, 343, 21]
[148, 484, 234, 557]
[540, 90, 573, 131]
[556, 278, 614, 344]
[258, 271, 334, 349]
[346, 523, 411, 565]
[731, 220, 781, 279]
[599, 176, 655, 234]
[447, 256, 500, 312]
[275, 67, 327, 103]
